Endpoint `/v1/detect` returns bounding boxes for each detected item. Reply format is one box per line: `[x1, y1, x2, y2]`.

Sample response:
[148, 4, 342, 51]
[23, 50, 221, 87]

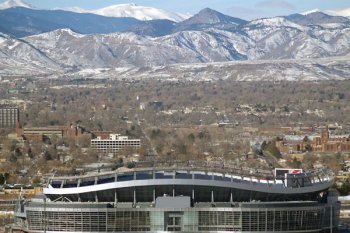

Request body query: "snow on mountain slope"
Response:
[301, 8, 350, 18]
[0, 1, 189, 22]
[0, 0, 34, 9]
[2, 8, 350, 73]
[173, 8, 246, 33]
[243, 17, 306, 44]
[247, 17, 305, 30]
[0, 33, 60, 75]
[54, 7, 89, 14]
[3, 26, 350, 81]
[301, 7, 350, 18]
[23, 29, 251, 67]
[91, 3, 188, 22]
[301, 9, 322, 16]
[20, 23, 350, 69]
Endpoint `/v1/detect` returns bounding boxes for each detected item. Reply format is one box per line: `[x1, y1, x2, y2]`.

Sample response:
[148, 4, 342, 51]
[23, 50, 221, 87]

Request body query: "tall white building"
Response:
[91, 133, 141, 153]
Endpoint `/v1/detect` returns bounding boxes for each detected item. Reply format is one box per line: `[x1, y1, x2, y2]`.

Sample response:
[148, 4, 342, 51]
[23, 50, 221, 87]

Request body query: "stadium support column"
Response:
[192, 172, 195, 202]
[153, 171, 156, 203]
[94, 177, 99, 202]
[114, 189, 118, 205]
[114, 173, 118, 205]
[153, 187, 156, 203]
[133, 188, 136, 206]
[330, 205, 333, 233]
[44, 197, 46, 233]
[265, 208, 268, 232]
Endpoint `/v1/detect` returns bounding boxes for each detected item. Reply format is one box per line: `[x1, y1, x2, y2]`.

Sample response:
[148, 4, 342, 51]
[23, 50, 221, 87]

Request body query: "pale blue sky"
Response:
[3, 0, 350, 19]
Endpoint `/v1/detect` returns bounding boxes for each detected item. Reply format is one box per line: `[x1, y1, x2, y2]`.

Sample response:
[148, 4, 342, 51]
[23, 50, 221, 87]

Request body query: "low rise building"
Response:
[18, 127, 63, 140]
[16, 124, 89, 142]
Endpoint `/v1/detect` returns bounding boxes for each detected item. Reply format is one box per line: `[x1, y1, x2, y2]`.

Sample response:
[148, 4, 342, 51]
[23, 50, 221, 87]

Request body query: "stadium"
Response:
[10, 162, 340, 233]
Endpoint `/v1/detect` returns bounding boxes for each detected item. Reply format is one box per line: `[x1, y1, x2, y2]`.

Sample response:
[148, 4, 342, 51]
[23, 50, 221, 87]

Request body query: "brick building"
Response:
[276, 127, 350, 154]
[312, 128, 350, 152]
[16, 124, 90, 142]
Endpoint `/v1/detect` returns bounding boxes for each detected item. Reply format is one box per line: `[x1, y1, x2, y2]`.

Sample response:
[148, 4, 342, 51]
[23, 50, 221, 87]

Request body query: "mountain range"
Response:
[1, 0, 350, 38]
[0, 0, 350, 81]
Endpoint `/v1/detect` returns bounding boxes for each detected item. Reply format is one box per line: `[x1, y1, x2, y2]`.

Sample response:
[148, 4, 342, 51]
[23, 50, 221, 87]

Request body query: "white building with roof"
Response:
[91, 133, 141, 153]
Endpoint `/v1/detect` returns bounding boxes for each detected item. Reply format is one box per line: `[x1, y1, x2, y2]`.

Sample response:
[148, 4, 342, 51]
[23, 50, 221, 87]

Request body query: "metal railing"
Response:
[44, 161, 334, 190]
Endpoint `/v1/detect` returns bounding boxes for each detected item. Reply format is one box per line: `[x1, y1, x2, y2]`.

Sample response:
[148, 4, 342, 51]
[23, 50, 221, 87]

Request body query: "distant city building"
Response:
[91, 133, 141, 153]
[313, 127, 350, 152]
[0, 106, 19, 128]
[276, 126, 350, 153]
[91, 130, 113, 140]
[19, 127, 63, 141]
[16, 124, 88, 142]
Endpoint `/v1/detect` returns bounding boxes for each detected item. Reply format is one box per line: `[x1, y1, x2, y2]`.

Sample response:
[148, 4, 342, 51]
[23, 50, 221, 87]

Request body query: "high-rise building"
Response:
[0, 106, 19, 128]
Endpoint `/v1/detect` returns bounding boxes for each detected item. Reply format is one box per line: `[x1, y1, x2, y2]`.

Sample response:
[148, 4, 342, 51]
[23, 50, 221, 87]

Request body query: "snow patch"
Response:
[320, 23, 344, 29]
[77, 68, 109, 76]
[248, 17, 305, 31]
[8, 41, 19, 50]
[0, 37, 7, 44]
[301, 9, 322, 16]
[0, 0, 34, 9]
[91, 3, 189, 22]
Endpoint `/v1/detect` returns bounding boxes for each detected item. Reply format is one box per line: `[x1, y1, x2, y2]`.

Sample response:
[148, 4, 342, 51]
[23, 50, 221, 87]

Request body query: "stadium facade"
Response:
[9, 164, 340, 233]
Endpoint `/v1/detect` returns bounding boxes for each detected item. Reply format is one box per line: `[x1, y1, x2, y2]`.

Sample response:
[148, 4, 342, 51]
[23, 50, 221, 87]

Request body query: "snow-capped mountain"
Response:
[1, 7, 350, 81]
[327, 8, 350, 17]
[0, 0, 33, 9]
[174, 8, 247, 32]
[15, 18, 350, 69]
[2, 4, 349, 38]
[0, 1, 188, 22]
[0, 2, 191, 37]
[0, 7, 140, 38]
[91, 3, 189, 22]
